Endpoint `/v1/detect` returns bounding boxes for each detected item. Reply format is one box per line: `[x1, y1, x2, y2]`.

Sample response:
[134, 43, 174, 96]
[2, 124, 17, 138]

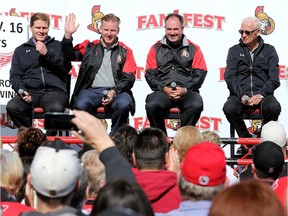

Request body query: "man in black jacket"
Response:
[6, 13, 71, 132]
[145, 13, 207, 134]
[62, 13, 136, 137]
[223, 17, 281, 154]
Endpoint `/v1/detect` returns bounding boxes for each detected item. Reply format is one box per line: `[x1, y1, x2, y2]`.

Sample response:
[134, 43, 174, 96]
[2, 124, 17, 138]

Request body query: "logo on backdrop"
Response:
[87, 5, 104, 34]
[0, 52, 13, 68]
[255, 6, 275, 35]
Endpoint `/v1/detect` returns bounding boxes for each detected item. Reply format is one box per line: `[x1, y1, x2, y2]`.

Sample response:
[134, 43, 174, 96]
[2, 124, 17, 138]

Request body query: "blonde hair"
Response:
[81, 150, 105, 196]
[0, 149, 24, 194]
[173, 126, 202, 161]
[201, 131, 222, 147]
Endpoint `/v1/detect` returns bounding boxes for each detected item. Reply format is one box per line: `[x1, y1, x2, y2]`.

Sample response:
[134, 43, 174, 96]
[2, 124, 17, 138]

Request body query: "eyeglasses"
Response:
[238, 28, 259, 36]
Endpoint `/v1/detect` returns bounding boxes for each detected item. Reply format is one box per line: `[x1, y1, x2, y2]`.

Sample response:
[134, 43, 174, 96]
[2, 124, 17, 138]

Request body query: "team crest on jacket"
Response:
[181, 49, 189, 58]
[116, 54, 122, 63]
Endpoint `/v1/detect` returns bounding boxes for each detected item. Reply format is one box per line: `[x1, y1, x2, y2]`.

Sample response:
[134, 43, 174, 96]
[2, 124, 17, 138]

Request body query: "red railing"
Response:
[1, 136, 261, 165]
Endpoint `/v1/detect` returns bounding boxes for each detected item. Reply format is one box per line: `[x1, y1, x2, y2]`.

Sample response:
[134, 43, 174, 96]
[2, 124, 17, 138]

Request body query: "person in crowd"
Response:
[1, 149, 24, 202]
[16, 127, 47, 158]
[166, 126, 202, 172]
[70, 165, 88, 215]
[15, 127, 47, 203]
[145, 13, 207, 134]
[63, 13, 137, 136]
[240, 121, 287, 180]
[80, 149, 106, 214]
[201, 130, 239, 186]
[0, 149, 35, 215]
[21, 139, 86, 216]
[251, 141, 285, 185]
[208, 180, 285, 216]
[222, 16, 281, 155]
[71, 110, 135, 182]
[160, 142, 227, 216]
[132, 127, 182, 213]
[6, 12, 71, 135]
[261, 120, 287, 158]
[114, 124, 138, 167]
[90, 178, 154, 216]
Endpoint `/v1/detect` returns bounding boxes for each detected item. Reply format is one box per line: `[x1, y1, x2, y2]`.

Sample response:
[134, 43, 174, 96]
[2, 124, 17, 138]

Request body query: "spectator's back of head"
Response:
[201, 130, 221, 146]
[30, 139, 81, 198]
[0, 149, 24, 196]
[81, 150, 105, 197]
[261, 121, 287, 148]
[173, 126, 202, 161]
[90, 178, 154, 216]
[208, 180, 285, 216]
[253, 141, 284, 180]
[16, 127, 47, 158]
[114, 124, 138, 167]
[179, 142, 226, 201]
[133, 127, 168, 170]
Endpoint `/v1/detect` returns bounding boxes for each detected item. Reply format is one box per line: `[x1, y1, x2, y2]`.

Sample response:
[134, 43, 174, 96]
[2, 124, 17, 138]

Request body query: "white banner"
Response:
[0, 1, 287, 140]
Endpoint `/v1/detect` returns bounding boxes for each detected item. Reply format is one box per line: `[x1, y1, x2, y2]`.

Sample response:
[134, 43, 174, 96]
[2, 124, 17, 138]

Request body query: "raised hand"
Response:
[64, 13, 80, 39]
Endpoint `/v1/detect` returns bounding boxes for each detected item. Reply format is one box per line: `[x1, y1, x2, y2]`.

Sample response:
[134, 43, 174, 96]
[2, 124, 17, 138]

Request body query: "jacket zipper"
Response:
[40, 66, 45, 88]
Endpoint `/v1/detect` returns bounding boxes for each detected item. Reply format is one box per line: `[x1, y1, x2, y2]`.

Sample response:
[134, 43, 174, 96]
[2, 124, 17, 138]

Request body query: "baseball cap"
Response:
[30, 139, 81, 198]
[253, 141, 284, 174]
[261, 121, 287, 147]
[181, 142, 226, 186]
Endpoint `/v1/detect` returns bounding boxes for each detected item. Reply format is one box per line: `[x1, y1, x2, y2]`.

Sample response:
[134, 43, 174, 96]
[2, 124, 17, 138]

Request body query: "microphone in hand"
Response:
[103, 90, 109, 100]
[18, 89, 25, 98]
[170, 82, 177, 90]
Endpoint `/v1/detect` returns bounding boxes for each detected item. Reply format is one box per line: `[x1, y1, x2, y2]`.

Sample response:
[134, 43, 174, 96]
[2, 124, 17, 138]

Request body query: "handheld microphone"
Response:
[170, 82, 177, 90]
[243, 95, 250, 102]
[18, 89, 25, 97]
[103, 90, 109, 100]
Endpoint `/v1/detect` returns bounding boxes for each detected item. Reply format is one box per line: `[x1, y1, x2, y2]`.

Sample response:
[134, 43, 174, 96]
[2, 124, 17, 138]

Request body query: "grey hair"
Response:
[242, 17, 261, 29]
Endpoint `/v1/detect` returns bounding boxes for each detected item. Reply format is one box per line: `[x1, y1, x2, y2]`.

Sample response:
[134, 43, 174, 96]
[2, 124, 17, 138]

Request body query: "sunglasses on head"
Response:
[238, 28, 259, 36]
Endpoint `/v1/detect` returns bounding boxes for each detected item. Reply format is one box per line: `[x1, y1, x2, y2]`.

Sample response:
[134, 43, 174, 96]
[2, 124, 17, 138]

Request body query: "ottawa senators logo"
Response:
[255, 6, 275, 35]
[247, 119, 262, 136]
[166, 119, 181, 131]
[87, 5, 104, 34]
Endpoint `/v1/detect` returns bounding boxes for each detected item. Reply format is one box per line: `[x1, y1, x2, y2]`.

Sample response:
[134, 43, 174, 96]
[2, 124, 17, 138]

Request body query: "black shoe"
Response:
[236, 146, 249, 155]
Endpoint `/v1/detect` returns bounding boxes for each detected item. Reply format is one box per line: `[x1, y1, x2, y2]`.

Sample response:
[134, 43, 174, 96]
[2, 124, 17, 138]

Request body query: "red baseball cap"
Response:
[181, 142, 226, 186]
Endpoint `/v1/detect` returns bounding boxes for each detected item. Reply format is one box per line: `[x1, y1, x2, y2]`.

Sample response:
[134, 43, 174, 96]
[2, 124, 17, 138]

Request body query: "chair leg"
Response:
[230, 124, 235, 159]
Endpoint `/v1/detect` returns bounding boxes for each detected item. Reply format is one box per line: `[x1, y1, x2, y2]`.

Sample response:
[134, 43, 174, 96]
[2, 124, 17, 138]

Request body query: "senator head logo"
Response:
[255, 6, 275, 35]
[87, 5, 104, 34]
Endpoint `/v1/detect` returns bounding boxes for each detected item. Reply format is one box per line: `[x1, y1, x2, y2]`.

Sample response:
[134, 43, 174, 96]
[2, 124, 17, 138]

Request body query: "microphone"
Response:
[18, 89, 25, 97]
[103, 90, 109, 99]
[170, 82, 177, 90]
[243, 95, 250, 102]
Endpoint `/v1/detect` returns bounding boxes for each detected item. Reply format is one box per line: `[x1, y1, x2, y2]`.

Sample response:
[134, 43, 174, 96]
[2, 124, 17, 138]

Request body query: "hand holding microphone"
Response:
[18, 89, 25, 97]
[18, 89, 32, 103]
[170, 82, 177, 90]
[102, 90, 109, 100]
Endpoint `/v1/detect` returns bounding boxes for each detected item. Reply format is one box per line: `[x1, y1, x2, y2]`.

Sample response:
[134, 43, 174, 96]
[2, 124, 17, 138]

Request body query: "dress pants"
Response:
[145, 91, 203, 134]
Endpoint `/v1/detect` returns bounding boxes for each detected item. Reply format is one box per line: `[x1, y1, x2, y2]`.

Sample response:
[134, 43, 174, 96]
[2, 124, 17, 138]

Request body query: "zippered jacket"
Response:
[10, 36, 71, 94]
[145, 35, 207, 92]
[224, 36, 280, 98]
[62, 37, 136, 114]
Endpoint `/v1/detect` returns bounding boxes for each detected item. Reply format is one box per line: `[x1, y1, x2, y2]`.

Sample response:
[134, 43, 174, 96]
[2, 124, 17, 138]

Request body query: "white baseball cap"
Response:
[30, 140, 81, 198]
[261, 121, 287, 148]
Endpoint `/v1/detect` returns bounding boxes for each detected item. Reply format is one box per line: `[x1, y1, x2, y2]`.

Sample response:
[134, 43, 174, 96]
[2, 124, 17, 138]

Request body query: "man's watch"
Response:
[259, 94, 264, 99]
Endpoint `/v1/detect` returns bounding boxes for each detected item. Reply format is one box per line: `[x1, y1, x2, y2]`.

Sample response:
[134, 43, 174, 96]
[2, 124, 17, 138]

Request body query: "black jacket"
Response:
[145, 35, 207, 92]
[62, 37, 136, 115]
[10, 36, 71, 95]
[224, 36, 280, 98]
